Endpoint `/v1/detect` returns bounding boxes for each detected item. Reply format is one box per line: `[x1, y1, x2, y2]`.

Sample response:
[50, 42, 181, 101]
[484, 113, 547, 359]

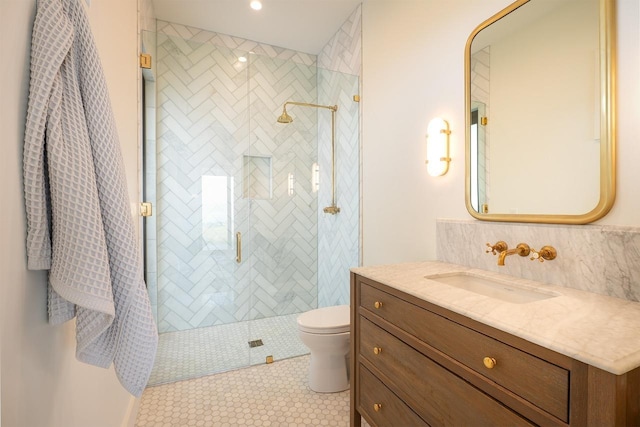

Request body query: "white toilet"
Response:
[297, 305, 350, 393]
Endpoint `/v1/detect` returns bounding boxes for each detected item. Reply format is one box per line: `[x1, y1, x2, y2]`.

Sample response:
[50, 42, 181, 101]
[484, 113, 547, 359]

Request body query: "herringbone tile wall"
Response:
[318, 5, 362, 76]
[317, 69, 359, 307]
[317, 5, 362, 307]
[149, 11, 361, 334]
[471, 47, 490, 210]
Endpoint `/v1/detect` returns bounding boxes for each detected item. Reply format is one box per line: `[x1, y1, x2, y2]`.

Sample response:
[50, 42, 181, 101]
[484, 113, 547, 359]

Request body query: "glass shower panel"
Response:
[245, 52, 319, 366]
[202, 175, 235, 251]
[317, 67, 360, 308]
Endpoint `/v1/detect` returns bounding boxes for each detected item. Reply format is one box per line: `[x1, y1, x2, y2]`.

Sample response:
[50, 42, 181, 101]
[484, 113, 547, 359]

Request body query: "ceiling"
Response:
[152, 0, 362, 54]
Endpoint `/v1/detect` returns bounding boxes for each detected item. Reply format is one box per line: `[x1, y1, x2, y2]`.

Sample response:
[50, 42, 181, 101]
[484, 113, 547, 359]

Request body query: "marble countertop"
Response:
[351, 261, 640, 375]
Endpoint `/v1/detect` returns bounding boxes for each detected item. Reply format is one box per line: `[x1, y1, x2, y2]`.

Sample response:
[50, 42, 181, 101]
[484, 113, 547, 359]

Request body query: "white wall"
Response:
[362, 0, 640, 265]
[0, 0, 139, 426]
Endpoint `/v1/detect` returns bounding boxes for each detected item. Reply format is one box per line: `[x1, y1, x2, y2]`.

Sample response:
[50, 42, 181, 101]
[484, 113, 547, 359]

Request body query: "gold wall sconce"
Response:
[426, 118, 451, 176]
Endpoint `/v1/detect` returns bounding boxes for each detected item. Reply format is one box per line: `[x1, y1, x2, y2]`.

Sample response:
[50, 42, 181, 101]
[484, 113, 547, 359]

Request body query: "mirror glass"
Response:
[465, 0, 615, 224]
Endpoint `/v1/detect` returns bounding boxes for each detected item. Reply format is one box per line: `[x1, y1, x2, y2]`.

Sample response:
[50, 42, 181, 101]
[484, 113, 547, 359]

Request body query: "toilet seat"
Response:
[297, 305, 350, 334]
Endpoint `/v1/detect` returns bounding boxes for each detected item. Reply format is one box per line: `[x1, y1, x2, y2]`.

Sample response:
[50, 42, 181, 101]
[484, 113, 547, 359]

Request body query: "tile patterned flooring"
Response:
[149, 313, 308, 386]
[137, 355, 367, 426]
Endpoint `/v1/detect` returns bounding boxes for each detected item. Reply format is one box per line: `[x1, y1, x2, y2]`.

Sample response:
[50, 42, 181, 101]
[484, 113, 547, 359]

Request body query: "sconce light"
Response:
[425, 118, 451, 176]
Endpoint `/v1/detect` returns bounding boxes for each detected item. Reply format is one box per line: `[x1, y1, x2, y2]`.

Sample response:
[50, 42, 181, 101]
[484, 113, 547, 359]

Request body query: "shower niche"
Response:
[243, 155, 272, 200]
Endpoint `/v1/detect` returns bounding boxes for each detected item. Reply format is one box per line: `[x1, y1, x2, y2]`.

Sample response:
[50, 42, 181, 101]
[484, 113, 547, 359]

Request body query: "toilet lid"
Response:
[297, 305, 350, 334]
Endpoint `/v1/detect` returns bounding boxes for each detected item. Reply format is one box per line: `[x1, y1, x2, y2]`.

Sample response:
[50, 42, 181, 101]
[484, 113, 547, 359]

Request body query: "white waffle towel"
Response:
[23, 0, 157, 396]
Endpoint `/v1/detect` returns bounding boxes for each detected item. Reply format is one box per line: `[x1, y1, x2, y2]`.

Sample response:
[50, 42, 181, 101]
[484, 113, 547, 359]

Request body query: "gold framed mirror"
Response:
[464, 0, 616, 224]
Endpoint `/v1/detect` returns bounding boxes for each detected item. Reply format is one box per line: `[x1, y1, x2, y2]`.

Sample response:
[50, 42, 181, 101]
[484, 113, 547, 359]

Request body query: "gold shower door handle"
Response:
[236, 232, 242, 263]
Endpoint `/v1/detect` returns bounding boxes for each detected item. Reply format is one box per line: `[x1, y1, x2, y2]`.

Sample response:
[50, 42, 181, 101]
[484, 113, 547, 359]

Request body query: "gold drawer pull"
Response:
[373, 346, 382, 355]
[483, 357, 497, 369]
[373, 403, 382, 412]
[374, 301, 383, 309]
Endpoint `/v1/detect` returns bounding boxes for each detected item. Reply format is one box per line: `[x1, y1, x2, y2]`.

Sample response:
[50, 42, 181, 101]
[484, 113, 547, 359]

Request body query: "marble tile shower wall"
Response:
[317, 69, 359, 307]
[318, 5, 362, 76]
[150, 14, 361, 332]
[156, 21, 317, 67]
[436, 219, 640, 302]
[154, 22, 319, 332]
[317, 5, 362, 307]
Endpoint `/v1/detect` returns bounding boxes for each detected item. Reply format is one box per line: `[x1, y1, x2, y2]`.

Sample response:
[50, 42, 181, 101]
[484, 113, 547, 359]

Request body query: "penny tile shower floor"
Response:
[136, 355, 370, 426]
[149, 313, 308, 386]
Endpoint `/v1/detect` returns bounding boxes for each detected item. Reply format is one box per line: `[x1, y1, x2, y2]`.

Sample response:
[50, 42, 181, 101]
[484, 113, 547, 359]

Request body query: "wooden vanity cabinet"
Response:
[350, 273, 640, 427]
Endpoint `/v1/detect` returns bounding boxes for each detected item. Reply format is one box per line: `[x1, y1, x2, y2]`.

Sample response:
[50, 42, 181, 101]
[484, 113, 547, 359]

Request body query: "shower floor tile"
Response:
[137, 355, 370, 427]
[149, 313, 309, 386]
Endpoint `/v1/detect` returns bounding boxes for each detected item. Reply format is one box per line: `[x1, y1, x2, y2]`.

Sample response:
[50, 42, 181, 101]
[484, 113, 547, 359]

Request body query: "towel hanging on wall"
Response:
[23, 0, 157, 397]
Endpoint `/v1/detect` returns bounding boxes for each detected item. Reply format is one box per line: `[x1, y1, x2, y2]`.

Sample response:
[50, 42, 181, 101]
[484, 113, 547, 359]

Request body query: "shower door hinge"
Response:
[353, 95, 360, 102]
[140, 53, 152, 69]
[480, 116, 488, 126]
[140, 202, 153, 217]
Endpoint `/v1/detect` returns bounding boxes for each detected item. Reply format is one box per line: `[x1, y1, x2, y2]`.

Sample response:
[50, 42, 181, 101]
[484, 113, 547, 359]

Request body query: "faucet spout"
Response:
[497, 243, 530, 266]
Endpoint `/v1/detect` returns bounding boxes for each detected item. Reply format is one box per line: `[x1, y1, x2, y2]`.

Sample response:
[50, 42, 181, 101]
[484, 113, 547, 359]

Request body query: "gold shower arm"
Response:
[283, 101, 337, 112]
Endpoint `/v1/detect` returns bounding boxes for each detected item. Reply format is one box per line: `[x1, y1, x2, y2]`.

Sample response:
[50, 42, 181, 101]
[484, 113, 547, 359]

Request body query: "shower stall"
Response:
[141, 17, 360, 385]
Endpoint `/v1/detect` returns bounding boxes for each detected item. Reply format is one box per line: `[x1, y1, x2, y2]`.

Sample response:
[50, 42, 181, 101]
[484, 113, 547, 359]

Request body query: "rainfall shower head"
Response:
[277, 107, 293, 124]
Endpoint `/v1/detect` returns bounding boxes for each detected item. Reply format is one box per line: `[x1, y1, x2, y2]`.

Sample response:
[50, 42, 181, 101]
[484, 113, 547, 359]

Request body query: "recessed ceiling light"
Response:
[250, 0, 262, 11]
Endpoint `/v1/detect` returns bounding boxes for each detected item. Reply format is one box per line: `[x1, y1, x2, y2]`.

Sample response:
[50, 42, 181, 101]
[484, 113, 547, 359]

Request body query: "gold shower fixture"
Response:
[276, 105, 293, 123]
[277, 101, 340, 215]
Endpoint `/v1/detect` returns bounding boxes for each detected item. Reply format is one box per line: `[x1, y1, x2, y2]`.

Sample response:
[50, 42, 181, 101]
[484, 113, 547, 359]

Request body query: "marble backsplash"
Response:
[436, 219, 640, 302]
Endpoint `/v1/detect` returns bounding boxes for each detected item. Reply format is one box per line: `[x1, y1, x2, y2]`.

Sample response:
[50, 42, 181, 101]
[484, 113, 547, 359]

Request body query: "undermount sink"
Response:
[425, 272, 558, 304]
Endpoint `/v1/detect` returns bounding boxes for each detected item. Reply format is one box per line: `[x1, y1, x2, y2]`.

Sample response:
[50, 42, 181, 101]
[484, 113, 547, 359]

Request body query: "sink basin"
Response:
[425, 272, 558, 304]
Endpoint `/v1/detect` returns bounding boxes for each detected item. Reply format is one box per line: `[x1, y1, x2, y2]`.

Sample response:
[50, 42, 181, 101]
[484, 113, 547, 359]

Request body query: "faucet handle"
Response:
[530, 246, 557, 262]
[486, 241, 508, 255]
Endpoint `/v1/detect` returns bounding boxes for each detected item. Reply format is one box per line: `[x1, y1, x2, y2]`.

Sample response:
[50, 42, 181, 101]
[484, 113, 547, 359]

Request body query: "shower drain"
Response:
[248, 339, 264, 348]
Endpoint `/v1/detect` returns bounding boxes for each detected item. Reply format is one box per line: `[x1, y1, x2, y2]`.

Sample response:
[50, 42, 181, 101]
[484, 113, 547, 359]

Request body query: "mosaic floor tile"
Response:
[149, 313, 308, 385]
[137, 355, 370, 427]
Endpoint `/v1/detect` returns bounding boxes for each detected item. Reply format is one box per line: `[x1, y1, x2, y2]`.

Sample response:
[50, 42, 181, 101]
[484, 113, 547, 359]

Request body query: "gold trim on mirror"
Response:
[464, 0, 616, 224]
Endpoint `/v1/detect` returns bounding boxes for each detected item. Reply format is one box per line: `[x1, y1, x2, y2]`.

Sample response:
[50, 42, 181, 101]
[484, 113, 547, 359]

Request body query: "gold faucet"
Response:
[497, 243, 530, 266]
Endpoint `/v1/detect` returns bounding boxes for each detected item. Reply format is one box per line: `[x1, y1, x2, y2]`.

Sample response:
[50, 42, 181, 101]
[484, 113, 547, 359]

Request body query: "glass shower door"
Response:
[144, 31, 254, 384]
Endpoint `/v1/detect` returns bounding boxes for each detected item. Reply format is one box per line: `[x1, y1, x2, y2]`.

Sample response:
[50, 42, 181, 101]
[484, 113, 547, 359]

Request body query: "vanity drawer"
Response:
[360, 317, 535, 427]
[358, 365, 427, 427]
[360, 282, 570, 422]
